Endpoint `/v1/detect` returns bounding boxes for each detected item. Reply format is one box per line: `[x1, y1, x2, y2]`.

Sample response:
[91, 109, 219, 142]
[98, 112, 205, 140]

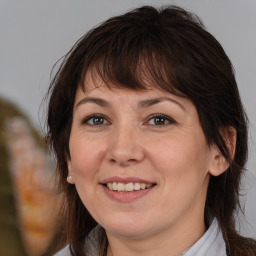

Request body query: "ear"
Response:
[209, 126, 237, 177]
[67, 160, 75, 184]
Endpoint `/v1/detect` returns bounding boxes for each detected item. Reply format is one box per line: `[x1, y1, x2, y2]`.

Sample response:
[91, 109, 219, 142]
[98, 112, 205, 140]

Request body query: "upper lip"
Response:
[100, 176, 155, 184]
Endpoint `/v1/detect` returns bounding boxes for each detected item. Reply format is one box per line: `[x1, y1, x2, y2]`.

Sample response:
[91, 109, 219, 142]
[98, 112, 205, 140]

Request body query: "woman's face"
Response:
[67, 71, 219, 241]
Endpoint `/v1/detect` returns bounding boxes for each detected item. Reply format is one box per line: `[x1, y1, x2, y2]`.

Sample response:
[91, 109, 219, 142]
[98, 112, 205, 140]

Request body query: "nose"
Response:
[107, 125, 145, 167]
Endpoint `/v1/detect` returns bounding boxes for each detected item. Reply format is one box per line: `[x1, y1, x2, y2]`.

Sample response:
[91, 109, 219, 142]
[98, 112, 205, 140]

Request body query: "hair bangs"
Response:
[78, 23, 184, 97]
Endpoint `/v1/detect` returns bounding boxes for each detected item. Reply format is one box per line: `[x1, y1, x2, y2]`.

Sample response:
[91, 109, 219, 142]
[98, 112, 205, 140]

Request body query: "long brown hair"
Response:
[46, 5, 256, 256]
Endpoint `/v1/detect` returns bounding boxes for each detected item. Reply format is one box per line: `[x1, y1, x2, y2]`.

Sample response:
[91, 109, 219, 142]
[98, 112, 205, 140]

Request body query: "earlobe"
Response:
[67, 161, 75, 184]
[209, 126, 237, 177]
[67, 175, 75, 183]
[208, 151, 230, 177]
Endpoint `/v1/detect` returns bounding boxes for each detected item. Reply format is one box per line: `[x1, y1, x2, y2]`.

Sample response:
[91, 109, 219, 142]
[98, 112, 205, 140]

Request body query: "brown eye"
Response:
[91, 117, 105, 125]
[147, 114, 176, 126]
[154, 117, 167, 125]
[82, 114, 109, 126]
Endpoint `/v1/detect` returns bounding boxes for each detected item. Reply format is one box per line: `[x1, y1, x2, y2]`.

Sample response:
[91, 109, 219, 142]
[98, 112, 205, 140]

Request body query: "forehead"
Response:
[80, 67, 183, 97]
[75, 69, 196, 115]
[78, 69, 165, 100]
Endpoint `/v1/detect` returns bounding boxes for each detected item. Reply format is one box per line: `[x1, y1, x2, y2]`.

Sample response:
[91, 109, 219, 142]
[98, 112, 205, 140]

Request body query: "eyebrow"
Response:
[75, 97, 110, 109]
[75, 96, 185, 111]
[138, 97, 185, 111]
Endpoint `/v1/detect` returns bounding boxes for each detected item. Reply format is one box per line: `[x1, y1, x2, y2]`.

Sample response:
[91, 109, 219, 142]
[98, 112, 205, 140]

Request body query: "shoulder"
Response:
[54, 245, 70, 256]
[53, 226, 101, 256]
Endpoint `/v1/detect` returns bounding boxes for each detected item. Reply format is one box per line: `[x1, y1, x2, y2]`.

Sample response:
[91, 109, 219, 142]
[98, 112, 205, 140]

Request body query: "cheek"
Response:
[149, 135, 210, 216]
[69, 139, 105, 210]
[69, 137, 106, 180]
[149, 132, 210, 186]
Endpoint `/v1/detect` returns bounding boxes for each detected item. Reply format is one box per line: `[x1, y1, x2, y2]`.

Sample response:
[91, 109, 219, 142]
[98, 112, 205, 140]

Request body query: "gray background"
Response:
[0, 0, 255, 238]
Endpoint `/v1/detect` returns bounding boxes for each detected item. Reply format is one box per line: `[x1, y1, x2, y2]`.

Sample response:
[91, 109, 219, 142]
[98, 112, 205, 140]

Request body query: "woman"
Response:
[47, 5, 256, 256]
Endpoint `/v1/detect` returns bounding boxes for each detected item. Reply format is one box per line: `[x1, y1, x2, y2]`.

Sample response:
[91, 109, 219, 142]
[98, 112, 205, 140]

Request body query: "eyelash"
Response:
[81, 113, 176, 127]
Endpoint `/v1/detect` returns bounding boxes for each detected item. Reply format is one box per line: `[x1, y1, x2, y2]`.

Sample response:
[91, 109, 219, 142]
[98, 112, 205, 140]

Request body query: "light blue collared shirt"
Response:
[183, 218, 227, 256]
[55, 218, 227, 256]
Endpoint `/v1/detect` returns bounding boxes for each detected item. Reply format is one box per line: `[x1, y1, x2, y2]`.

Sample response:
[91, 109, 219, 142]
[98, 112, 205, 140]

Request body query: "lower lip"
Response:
[101, 185, 154, 202]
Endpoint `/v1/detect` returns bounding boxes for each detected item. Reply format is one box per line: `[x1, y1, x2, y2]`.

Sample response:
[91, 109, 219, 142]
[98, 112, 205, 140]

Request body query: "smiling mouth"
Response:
[104, 182, 155, 192]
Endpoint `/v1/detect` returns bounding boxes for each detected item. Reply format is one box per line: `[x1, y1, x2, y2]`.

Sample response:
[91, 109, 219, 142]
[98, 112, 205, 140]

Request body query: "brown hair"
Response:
[46, 5, 256, 256]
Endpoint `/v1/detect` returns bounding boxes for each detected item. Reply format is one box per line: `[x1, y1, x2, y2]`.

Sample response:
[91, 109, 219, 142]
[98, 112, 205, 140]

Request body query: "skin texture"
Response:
[67, 71, 229, 256]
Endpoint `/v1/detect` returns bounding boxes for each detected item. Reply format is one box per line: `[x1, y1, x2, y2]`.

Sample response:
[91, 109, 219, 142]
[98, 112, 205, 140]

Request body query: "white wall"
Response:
[1, 0, 255, 238]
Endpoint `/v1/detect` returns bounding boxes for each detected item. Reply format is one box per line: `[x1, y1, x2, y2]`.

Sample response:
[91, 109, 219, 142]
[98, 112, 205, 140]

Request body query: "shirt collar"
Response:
[182, 218, 227, 256]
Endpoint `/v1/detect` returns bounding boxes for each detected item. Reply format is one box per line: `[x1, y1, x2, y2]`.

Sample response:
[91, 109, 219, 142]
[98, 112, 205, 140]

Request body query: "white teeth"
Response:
[141, 183, 146, 189]
[107, 183, 113, 190]
[125, 182, 134, 192]
[112, 182, 118, 191]
[117, 182, 125, 191]
[134, 183, 140, 191]
[106, 182, 153, 192]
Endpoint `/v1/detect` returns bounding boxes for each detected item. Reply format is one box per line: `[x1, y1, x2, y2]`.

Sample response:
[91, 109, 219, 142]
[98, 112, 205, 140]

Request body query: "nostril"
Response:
[109, 157, 137, 166]
[120, 158, 137, 166]
[107, 143, 145, 165]
[110, 159, 116, 163]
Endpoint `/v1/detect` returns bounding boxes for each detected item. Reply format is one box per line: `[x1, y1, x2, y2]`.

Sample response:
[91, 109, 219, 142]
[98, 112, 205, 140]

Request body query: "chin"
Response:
[101, 214, 154, 239]
[106, 225, 150, 239]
